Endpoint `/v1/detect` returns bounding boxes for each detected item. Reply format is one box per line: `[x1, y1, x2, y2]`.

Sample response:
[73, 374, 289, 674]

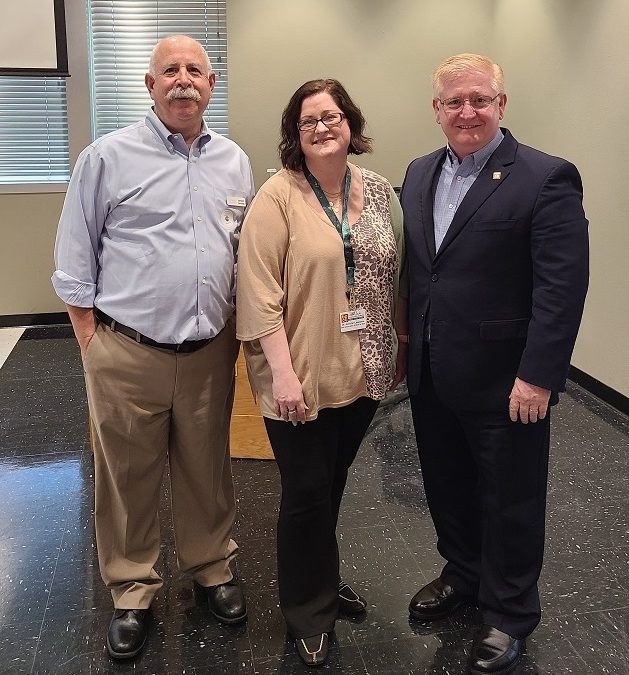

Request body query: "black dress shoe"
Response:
[198, 579, 247, 624]
[106, 608, 150, 660]
[338, 581, 367, 616]
[409, 577, 463, 620]
[295, 633, 329, 666]
[468, 624, 523, 674]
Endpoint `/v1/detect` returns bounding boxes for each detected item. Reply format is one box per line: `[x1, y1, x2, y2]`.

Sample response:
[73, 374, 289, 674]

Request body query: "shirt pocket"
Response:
[214, 188, 248, 230]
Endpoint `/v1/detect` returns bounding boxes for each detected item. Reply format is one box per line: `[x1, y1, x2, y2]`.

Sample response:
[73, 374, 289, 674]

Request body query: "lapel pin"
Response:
[492, 171, 502, 180]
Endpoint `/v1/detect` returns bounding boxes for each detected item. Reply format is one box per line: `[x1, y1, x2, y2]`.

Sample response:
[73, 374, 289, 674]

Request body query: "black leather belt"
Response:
[95, 308, 212, 353]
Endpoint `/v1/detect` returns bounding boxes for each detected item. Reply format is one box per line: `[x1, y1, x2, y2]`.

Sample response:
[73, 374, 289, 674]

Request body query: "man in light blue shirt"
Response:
[53, 35, 255, 660]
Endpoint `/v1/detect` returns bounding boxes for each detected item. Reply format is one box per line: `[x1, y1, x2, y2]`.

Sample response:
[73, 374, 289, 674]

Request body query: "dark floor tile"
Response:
[153, 604, 253, 670]
[551, 612, 629, 674]
[356, 631, 469, 674]
[32, 610, 110, 675]
[343, 462, 392, 500]
[519, 617, 601, 674]
[0, 375, 88, 452]
[44, 559, 112, 620]
[57, 515, 97, 564]
[345, 572, 444, 645]
[599, 545, 629, 591]
[0, 336, 82, 381]
[0, 560, 56, 625]
[337, 486, 392, 528]
[20, 326, 75, 341]
[393, 520, 445, 581]
[231, 459, 280, 497]
[0, 620, 40, 674]
[43, 654, 254, 674]
[234, 492, 278, 541]
[540, 549, 628, 616]
[546, 496, 629, 558]
[0, 456, 87, 567]
[236, 536, 278, 592]
[382, 483, 431, 526]
[338, 524, 419, 583]
[602, 608, 629, 660]
[0, 528, 64, 570]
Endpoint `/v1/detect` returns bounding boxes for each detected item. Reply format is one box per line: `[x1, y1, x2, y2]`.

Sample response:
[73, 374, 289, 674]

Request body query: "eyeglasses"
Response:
[297, 112, 346, 132]
[437, 94, 501, 112]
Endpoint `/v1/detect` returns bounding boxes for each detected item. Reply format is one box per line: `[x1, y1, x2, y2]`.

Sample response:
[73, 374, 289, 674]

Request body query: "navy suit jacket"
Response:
[400, 129, 589, 411]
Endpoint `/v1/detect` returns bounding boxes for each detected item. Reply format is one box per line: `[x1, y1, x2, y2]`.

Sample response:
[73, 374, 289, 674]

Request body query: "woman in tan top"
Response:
[236, 79, 407, 667]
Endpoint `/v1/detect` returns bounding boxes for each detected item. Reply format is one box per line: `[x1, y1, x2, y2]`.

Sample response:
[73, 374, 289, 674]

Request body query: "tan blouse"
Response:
[236, 165, 405, 420]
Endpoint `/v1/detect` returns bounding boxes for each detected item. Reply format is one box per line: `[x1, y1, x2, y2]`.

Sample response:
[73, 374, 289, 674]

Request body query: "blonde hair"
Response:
[432, 53, 504, 97]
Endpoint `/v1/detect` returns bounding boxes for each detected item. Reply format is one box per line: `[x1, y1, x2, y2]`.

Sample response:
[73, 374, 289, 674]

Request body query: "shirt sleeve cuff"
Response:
[51, 270, 96, 308]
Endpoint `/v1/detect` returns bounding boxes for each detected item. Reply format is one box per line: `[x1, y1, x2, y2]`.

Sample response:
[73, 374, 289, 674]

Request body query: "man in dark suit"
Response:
[400, 53, 588, 674]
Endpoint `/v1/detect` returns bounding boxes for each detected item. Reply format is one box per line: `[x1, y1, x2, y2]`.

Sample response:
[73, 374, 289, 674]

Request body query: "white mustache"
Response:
[166, 86, 201, 102]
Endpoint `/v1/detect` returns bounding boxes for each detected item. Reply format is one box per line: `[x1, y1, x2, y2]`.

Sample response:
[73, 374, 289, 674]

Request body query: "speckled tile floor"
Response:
[0, 326, 628, 674]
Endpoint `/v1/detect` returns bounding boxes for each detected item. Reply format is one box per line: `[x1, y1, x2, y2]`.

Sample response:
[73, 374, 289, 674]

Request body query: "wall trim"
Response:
[0, 312, 69, 328]
[569, 365, 628, 417]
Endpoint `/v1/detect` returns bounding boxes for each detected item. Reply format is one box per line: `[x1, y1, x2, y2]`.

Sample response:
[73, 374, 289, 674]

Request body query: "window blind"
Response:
[88, 0, 228, 139]
[0, 77, 70, 184]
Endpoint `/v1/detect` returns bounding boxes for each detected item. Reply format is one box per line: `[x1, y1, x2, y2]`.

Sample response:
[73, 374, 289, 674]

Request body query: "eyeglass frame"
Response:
[436, 93, 502, 112]
[297, 112, 346, 132]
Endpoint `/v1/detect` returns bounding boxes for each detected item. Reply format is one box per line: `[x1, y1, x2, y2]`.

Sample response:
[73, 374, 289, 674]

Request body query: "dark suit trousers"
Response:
[264, 397, 379, 638]
[410, 348, 550, 639]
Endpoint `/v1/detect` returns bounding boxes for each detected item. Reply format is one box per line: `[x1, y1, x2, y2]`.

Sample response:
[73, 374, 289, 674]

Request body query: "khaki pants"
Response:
[83, 317, 239, 609]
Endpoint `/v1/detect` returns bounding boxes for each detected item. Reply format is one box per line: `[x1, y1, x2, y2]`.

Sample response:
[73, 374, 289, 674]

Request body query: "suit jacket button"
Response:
[431, 273, 439, 282]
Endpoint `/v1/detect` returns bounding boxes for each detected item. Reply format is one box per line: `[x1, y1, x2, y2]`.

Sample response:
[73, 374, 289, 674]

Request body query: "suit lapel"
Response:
[435, 130, 518, 259]
[421, 150, 446, 260]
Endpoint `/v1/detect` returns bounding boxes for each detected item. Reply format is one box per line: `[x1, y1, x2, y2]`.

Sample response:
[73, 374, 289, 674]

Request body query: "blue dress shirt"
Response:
[433, 130, 504, 251]
[53, 108, 255, 343]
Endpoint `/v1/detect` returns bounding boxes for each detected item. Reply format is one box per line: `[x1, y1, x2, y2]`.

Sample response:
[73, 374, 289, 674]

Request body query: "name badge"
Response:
[340, 307, 367, 332]
[227, 196, 247, 207]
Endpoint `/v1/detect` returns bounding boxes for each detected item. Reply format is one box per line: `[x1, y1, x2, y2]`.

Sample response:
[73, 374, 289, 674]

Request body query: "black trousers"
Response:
[410, 348, 550, 639]
[264, 397, 379, 638]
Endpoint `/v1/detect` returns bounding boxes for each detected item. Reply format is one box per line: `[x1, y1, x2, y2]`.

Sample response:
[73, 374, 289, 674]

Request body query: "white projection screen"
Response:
[0, 0, 68, 75]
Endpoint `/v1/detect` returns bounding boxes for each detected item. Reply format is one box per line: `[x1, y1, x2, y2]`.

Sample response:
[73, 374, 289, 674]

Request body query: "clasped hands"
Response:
[273, 345, 408, 425]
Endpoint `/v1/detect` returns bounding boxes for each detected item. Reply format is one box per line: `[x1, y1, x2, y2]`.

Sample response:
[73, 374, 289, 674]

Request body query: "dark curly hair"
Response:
[279, 79, 373, 171]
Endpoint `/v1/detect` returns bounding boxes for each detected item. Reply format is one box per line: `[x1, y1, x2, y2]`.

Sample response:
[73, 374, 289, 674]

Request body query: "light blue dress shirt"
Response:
[433, 130, 504, 251]
[53, 108, 255, 343]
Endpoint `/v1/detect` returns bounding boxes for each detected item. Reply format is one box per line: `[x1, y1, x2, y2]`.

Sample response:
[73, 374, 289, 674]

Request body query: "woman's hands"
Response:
[259, 326, 307, 425]
[272, 368, 307, 425]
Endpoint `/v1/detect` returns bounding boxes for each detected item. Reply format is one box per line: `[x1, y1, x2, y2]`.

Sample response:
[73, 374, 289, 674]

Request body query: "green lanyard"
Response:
[304, 165, 355, 287]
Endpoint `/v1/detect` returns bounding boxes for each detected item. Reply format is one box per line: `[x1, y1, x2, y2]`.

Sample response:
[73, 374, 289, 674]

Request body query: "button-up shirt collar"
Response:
[433, 130, 504, 251]
[144, 107, 212, 156]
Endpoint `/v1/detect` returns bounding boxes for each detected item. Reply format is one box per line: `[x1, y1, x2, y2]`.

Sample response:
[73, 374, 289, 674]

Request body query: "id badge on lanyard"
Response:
[304, 165, 368, 333]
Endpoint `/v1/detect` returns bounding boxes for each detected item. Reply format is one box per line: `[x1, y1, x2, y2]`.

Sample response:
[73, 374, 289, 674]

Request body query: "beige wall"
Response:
[1, 0, 627, 397]
[229, 0, 627, 397]
[0, 0, 91, 317]
[1, 193, 66, 314]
